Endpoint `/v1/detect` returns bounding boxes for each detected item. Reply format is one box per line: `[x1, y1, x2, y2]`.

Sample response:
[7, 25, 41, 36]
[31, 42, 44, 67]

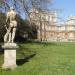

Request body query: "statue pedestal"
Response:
[2, 43, 18, 69]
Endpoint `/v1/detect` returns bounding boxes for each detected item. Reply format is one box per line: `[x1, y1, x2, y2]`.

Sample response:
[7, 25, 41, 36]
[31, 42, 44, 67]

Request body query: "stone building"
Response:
[29, 8, 75, 42]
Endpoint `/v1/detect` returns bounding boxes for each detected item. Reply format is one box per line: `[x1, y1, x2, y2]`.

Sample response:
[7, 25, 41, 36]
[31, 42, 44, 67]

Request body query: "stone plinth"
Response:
[2, 43, 18, 69]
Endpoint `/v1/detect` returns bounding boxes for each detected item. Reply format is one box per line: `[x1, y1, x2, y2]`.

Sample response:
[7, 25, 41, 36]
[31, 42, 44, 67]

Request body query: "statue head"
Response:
[10, 7, 14, 10]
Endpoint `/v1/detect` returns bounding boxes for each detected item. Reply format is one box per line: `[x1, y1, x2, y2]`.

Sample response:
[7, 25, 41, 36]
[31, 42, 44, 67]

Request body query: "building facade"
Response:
[29, 8, 75, 42]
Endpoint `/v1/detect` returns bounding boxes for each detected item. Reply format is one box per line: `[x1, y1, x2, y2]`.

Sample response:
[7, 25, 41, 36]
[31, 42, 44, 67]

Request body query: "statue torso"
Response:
[7, 10, 16, 21]
[7, 10, 17, 27]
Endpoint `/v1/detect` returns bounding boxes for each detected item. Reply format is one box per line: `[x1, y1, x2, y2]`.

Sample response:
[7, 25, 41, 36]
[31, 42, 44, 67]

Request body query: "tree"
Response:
[15, 16, 30, 42]
[0, 0, 52, 41]
[0, 0, 52, 18]
[18, 0, 51, 41]
[16, 15, 38, 42]
[0, 12, 37, 42]
[14, 0, 52, 18]
[0, 12, 6, 42]
[0, 0, 10, 12]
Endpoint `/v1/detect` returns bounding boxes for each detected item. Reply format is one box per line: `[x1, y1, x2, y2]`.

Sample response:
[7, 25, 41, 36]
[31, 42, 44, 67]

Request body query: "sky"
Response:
[51, 0, 75, 21]
[1, 0, 75, 21]
[21, 0, 75, 20]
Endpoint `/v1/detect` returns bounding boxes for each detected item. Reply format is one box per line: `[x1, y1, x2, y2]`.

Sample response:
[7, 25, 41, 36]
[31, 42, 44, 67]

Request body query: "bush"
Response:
[0, 12, 38, 43]
[0, 12, 6, 42]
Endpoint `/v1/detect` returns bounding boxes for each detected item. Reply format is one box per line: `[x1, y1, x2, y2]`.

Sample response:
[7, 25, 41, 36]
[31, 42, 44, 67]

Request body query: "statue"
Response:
[2, 7, 18, 70]
[4, 7, 17, 43]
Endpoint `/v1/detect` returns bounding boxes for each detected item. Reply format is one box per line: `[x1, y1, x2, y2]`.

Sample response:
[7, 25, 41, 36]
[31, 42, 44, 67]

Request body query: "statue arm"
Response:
[4, 13, 9, 30]
[6, 13, 9, 23]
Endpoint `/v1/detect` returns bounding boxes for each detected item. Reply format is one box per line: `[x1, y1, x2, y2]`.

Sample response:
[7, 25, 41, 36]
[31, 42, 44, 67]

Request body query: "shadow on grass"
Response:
[17, 40, 57, 46]
[26, 41, 66, 46]
[16, 44, 36, 66]
[16, 54, 36, 66]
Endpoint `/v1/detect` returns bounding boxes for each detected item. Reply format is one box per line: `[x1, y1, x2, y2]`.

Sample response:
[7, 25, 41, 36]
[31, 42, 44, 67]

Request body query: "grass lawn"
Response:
[0, 42, 75, 75]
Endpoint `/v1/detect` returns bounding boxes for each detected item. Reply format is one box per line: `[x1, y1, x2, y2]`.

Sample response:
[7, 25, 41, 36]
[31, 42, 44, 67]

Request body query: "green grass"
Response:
[0, 42, 75, 75]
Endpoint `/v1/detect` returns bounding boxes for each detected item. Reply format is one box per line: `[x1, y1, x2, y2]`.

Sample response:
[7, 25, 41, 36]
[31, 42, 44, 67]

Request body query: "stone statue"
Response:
[2, 7, 18, 69]
[4, 7, 17, 43]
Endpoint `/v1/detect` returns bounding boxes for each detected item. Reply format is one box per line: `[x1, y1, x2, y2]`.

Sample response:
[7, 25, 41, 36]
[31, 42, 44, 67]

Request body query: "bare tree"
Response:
[0, 0, 52, 17]
[0, 0, 10, 12]
[14, 0, 52, 41]
[0, 0, 52, 41]
[13, 0, 51, 18]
